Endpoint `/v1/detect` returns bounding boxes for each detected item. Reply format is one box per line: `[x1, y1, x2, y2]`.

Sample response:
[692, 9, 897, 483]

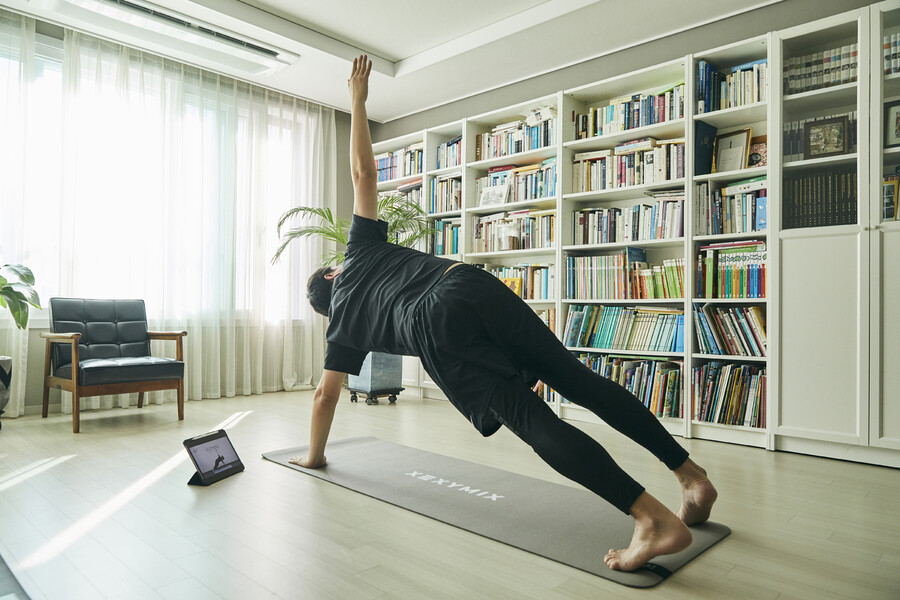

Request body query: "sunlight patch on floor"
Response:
[17, 411, 253, 570]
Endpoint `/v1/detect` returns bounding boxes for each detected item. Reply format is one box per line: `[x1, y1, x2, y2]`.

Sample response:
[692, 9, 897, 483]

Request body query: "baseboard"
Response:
[775, 436, 900, 469]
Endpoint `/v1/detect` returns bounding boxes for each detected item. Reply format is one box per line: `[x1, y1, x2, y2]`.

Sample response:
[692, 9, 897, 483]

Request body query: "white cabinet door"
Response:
[871, 224, 900, 449]
[779, 228, 869, 444]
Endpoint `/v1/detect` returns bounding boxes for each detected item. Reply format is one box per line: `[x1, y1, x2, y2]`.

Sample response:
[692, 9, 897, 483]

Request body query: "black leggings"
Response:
[413, 265, 689, 514]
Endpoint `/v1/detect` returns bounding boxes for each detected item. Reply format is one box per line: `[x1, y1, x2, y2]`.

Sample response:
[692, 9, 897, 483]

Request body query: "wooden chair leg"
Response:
[177, 380, 184, 420]
[137, 391, 144, 408]
[42, 382, 50, 419]
[42, 340, 52, 418]
[72, 387, 80, 434]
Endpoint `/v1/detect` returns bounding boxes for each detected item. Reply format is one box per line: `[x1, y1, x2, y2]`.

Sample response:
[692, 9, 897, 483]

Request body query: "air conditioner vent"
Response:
[113, 0, 189, 28]
[196, 27, 278, 59]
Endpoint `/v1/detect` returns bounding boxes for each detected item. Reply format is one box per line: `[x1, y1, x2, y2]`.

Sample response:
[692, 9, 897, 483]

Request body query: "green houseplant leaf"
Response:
[272, 194, 434, 267]
[0, 264, 41, 329]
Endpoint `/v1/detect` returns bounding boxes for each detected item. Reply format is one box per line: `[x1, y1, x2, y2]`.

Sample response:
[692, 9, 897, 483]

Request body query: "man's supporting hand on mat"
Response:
[604, 458, 717, 571]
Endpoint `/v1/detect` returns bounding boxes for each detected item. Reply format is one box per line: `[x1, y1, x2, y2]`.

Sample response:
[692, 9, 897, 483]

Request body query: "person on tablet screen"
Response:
[290, 55, 718, 572]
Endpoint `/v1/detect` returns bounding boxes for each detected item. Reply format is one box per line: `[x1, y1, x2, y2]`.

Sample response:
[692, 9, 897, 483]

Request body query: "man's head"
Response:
[307, 265, 341, 317]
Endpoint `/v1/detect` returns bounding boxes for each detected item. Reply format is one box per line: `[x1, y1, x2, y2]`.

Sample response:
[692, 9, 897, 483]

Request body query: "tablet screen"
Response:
[184, 430, 244, 484]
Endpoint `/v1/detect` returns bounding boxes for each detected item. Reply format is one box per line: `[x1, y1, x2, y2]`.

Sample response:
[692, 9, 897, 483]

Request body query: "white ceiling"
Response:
[3, 0, 783, 122]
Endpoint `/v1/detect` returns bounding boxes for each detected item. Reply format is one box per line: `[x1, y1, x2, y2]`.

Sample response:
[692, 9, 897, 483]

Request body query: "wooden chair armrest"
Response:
[147, 331, 187, 340]
[40, 332, 83, 342]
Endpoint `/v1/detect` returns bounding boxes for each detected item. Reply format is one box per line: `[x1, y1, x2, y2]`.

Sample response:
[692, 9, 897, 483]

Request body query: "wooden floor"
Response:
[0, 391, 898, 600]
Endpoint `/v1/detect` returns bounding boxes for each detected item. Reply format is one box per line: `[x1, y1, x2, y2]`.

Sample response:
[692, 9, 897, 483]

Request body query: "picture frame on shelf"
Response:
[748, 135, 768, 167]
[803, 116, 848, 159]
[713, 128, 751, 173]
[884, 100, 900, 149]
[479, 183, 510, 207]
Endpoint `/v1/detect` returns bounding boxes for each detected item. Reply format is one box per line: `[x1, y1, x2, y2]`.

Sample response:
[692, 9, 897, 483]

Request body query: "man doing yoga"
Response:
[291, 55, 718, 572]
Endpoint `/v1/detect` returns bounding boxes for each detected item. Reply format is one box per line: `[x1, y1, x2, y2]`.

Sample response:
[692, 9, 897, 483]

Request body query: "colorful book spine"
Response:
[566, 353, 684, 418]
[693, 361, 766, 428]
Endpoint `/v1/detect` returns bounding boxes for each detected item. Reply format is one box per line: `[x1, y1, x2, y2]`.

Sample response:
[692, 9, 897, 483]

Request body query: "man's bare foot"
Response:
[674, 458, 718, 525]
[604, 492, 692, 572]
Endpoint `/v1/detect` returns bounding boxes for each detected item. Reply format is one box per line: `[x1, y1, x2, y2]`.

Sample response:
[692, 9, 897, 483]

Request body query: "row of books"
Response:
[572, 194, 684, 245]
[695, 177, 767, 235]
[572, 138, 685, 192]
[696, 240, 767, 299]
[474, 115, 557, 162]
[693, 304, 768, 357]
[563, 304, 685, 353]
[534, 306, 557, 333]
[474, 158, 558, 205]
[375, 142, 424, 183]
[435, 135, 462, 169]
[782, 112, 857, 162]
[783, 45, 858, 95]
[471, 209, 556, 253]
[783, 167, 858, 229]
[566, 248, 686, 300]
[566, 355, 683, 419]
[427, 175, 462, 214]
[533, 379, 559, 404]
[428, 218, 460, 256]
[693, 362, 766, 428]
[696, 58, 768, 114]
[489, 263, 555, 300]
[571, 82, 686, 140]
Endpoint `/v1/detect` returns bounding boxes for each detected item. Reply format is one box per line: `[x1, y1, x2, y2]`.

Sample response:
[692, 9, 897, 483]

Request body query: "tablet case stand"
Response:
[188, 471, 210, 486]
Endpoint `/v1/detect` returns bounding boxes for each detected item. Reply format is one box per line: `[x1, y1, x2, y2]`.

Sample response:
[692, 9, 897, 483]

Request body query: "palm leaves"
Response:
[272, 195, 434, 267]
[0, 264, 41, 329]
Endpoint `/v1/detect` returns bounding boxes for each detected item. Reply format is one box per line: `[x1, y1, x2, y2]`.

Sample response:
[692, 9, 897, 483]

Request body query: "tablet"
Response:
[183, 429, 244, 486]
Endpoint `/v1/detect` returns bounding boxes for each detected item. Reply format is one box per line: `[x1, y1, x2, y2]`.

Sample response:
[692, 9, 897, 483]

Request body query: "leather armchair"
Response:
[41, 298, 186, 433]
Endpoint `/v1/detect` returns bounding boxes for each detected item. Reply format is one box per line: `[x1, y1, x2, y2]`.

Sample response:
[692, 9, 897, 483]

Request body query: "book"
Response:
[694, 121, 717, 175]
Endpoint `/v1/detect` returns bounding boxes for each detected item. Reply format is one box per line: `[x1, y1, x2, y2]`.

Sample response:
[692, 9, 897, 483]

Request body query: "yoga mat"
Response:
[0, 550, 30, 600]
[263, 437, 729, 588]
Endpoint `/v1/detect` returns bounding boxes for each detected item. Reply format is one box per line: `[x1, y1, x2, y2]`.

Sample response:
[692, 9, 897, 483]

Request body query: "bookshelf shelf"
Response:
[377, 173, 423, 192]
[428, 166, 462, 178]
[783, 152, 858, 170]
[467, 197, 558, 216]
[694, 232, 768, 243]
[567, 347, 685, 359]
[563, 238, 685, 252]
[693, 353, 767, 362]
[467, 248, 556, 260]
[694, 102, 768, 129]
[426, 209, 462, 220]
[564, 179, 687, 203]
[782, 82, 858, 113]
[690, 422, 766, 447]
[468, 146, 557, 169]
[692, 297, 768, 303]
[563, 119, 686, 152]
[563, 298, 685, 305]
[694, 166, 768, 183]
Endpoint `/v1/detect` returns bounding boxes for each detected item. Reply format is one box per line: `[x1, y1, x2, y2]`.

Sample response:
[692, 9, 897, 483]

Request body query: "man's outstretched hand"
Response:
[289, 455, 326, 469]
[348, 54, 372, 104]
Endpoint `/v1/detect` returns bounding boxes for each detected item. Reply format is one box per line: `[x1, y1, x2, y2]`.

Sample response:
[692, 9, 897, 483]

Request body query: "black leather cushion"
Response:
[48, 298, 183, 385]
[55, 357, 184, 386]
[49, 298, 152, 367]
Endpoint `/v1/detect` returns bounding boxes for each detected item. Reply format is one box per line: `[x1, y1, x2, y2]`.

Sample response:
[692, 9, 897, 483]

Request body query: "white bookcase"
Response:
[371, 5, 900, 467]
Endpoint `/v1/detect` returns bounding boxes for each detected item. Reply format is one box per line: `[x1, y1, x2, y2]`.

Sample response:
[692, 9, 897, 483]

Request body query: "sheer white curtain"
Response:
[0, 16, 334, 416]
[0, 11, 35, 418]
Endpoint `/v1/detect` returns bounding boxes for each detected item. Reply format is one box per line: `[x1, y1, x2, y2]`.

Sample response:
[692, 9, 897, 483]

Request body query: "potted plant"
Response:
[273, 193, 433, 404]
[0, 264, 41, 427]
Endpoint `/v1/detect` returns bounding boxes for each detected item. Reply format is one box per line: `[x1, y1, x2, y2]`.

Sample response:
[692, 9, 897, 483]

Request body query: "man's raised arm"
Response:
[349, 55, 377, 220]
